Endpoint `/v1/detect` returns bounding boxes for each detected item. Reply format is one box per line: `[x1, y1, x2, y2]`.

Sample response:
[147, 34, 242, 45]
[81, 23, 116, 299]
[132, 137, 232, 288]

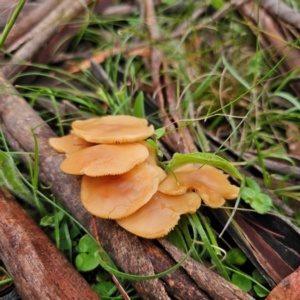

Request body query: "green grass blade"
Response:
[0, 0, 26, 48]
[189, 213, 230, 281]
[168, 152, 243, 180]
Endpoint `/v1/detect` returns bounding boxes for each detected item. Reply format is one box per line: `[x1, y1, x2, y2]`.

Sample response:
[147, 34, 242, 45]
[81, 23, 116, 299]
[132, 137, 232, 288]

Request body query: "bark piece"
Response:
[0, 69, 170, 300]
[3, 0, 58, 48]
[2, 0, 94, 78]
[158, 239, 255, 300]
[142, 239, 212, 300]
[0, 188, 100, 300]
[266, 266, 300, 300]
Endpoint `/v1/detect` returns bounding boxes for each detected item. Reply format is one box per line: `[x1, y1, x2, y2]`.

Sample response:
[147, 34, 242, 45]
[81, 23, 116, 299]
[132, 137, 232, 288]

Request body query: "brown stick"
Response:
[3, 0, 59, 49]
[158, 239, 255, 300]
[261, 0, 300, 30]
[2, 0, 93, 78]
[0, 188, 101, 300]
[141, 239, 212, 300]
[0, 70, 170, 300]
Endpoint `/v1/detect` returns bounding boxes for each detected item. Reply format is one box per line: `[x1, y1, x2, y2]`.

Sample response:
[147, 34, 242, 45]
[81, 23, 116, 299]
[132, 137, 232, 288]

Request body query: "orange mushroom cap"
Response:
[60, 143, 149, 176]
[49, 133, 94, 156]
[117, 191, 201, 239]
[152, 165, 167, 183]
[158, 164, 239, 208]
[138, 141, 158, 165]
[81, 163, 159, 219]
[72, 115, 154, 144]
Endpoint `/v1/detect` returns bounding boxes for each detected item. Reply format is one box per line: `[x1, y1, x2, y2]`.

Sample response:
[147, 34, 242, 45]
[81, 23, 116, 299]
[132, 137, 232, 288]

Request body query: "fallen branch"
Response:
[0, 187, 101, 300]
[2, 0, 93, 78]
[159, 239, 255, 300]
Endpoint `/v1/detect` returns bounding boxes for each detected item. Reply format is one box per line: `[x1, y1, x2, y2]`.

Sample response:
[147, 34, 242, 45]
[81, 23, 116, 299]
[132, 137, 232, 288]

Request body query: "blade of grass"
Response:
[198, 213, 221, 256]
[0, 0, 26, 48]
[30, 129, 47, 215]
[189, 213, 230, 281]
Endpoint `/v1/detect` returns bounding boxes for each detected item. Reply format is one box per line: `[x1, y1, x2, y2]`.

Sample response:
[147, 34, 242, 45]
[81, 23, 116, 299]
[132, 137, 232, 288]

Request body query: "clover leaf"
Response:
[75, 234, 99, 272]
[231, 273, 252, 292]
[226, 248, 247, 266]
[241, 177, 272, 214]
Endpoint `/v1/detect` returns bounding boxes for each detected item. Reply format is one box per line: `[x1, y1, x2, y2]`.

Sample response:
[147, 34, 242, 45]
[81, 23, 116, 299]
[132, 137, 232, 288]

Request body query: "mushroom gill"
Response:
[81, 163, 159, 219]
[117, 191, 201, 239]
[72, 115, 154, 144]
[60, 143, 149, 176]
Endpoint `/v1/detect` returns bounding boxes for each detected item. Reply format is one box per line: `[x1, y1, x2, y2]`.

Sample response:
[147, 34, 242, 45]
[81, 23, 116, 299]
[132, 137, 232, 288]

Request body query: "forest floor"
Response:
[1, 1, 300, 299]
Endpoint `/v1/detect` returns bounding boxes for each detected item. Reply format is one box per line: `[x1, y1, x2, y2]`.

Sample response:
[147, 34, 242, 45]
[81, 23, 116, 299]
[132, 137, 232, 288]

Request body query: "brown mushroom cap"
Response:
[81, 163, 159, 219]
[117, 191, 201, 239]
[72, 115, 154, 144]
[60, 143, 149, 176]
[158, 164, 239, 207]
[49, 133, 93, 156]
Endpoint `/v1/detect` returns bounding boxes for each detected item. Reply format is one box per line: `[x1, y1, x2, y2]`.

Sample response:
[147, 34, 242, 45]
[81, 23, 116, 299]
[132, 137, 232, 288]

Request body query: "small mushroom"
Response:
[158, 164, 239, 207]
[72, 115, 154, 144]
[117, 191, 201, 239]
[81, 163, 159, 219]
[49, 133, 94, 156]
[60, 143, 149, 176]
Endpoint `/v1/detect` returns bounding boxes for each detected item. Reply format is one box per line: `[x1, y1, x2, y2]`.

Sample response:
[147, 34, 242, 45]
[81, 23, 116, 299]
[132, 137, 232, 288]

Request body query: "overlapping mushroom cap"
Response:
[158, 164, 240, 208]
[81, 163, 159, 219]
[49, 133, 94, 156]
[60, 143, 149, 176]
[72, 115, 154, 144]
[117, 191, 201, 238]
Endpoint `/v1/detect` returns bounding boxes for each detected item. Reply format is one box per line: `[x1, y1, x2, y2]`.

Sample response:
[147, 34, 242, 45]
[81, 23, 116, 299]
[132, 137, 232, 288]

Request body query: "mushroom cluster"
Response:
[49, 115, 239, 239]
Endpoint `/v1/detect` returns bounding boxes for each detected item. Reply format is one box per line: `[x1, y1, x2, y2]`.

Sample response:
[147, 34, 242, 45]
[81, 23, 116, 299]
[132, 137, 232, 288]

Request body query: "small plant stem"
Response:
[30, 129, 47, 215]
[254, 138, 270, 188]
[54, 197, 60, 249]
[92, 216, 101, 246]
[0, 0, 26, 48]
[92, 216, 130, 300]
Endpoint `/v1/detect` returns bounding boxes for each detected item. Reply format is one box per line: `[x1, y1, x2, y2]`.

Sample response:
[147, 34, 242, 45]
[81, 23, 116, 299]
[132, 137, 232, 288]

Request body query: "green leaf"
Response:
[78, 234, 98, 253]
[245, 177, 261, 193]
[76, 252, 99, 272]
[0, 151, 36, 205]
[241, 187, 256, 201]
[189, 214, 230, 281]
[226, 248, 247, 266]
[252, 269, 267, 284]
[75, 234, 99, 272]
[231, 273, 252, 292]
[168, 152, 243, 180]
[133, 91, 145, 118]
[146, 139, 163, 157]
[251, 193, 272, 214]
[253, 284, 269, 297]
[154, 127, 165, 139]
[59, 222, 72, 251]
[40, 215, 55, 226]
[211, 0, 224, 10]
[92, 282, 116, 297]
[166, 227, 188, 253]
